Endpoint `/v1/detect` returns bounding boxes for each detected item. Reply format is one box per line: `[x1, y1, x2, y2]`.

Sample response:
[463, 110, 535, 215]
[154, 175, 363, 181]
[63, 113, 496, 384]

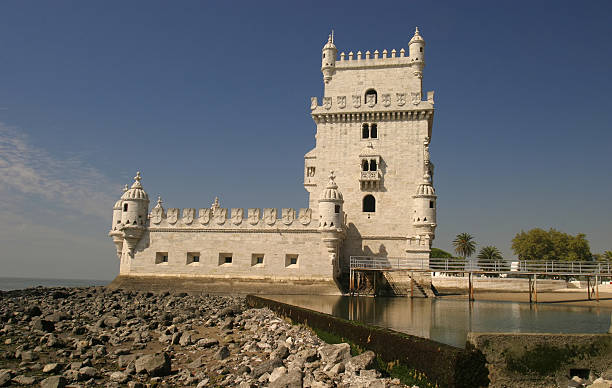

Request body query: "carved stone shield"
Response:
[231, 208, 243, 225]
[264, 208, 277, 226]
[337, 96, 346, 109]
[167, 208, 179, 224]
[151, 207, 164, 224]
[214, 208, 227, 225]
[382, 94, 391, 107]
[366, 94, 376, 108]
[352, 95, 361, 108]
[248, 208, 260, 225]
[397, 93, 406, 106]
[298, 208, 312, 225]
[323, 97, 332, 110]
[198, 208, 210, 225]
[310, 97, 318, 110]
[411, 91, 421, 105]
[282, 208, 295, 225]
[183, 208, 195, 225]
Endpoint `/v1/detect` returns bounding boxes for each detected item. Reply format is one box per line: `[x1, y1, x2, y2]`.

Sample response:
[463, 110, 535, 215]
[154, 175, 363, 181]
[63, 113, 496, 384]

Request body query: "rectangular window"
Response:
[429, 201, 434, 208]
[251, 254, 264, 266]
[219, 253, 233, 265]
[187, 252, 200, 264]
[156, 252, 169, 264]
[334, 205, 340, 214]
[285, 254, 298, 268]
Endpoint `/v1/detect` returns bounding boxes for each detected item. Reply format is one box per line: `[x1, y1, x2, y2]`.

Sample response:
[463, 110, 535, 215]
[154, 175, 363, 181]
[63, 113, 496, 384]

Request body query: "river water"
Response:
[266, 295, 612, 348]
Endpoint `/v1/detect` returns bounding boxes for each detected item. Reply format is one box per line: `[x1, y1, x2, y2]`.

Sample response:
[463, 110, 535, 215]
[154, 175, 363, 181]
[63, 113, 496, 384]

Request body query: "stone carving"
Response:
[382, 94, 391, 107]
[310, 97, 318, 110]
[323, 97, 332, 110]
[282, 208, 295, 225]
[411, 91, 421, 105]
[298, 208, 312, 225]
[231, 208, 243, 225]
[198, 208, 210, 225]
[264, 208, 277, 225]
[352, 95, 361, 108]
[183, 208, 195, 225]
[337, 96, 346, 109]
[248, 208, 260, 225]
[211, 197, 220, 213]
[151, 196, 164, 224]
[214, 208, 227, 225]
[397, 93, 406, 106]
[423, 137, 430, 165]
[167, 208, 179, 224]
[366, 94, 376, 108]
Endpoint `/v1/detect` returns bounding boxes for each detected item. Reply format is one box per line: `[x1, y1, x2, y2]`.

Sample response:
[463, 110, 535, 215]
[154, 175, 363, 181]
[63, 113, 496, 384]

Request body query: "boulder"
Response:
[43, 363, 62, 373]
[215, 345, 230, 360]
[0, 370, 12, 387]
[345, 351, 376, 373]
[39, 376, 66, 388]
[135, 352, 171, 377]
[197, 337, 219, 348]
[271, 345, 290, 360]
[268, 369, 303, 388]
[32, 318, 55, 333]
[318, 343, 351, 365]
[251, 358, 283, 378]
[109, 371, 129, 383]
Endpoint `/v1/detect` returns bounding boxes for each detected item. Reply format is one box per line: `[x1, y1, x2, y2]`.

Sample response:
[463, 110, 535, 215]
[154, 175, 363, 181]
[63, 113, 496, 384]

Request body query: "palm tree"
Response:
[453, 233, 476, 260]
[604, 251, 612, 260]
[477, 246, 504, 271]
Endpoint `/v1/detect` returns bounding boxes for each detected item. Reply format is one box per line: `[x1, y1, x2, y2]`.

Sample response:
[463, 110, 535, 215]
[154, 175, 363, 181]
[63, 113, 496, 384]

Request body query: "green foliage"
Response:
[430, 247, 453, 258]
[453, 233, 477, 259]
[505, 342, 605, 376]
[511, 228, 592, 261]
[604, 251, 612, 260]
[476, 246, 509, 272]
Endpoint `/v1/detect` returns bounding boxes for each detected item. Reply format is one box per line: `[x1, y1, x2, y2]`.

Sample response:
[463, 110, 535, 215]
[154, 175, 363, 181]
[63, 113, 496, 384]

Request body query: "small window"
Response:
[370, 124, 377, 138]
[251, 254, 264, 266]
[429, 201, 434, 208]
[219, 253, 233, 265]
[420, 47, 423, 52]
[362, 160, 369, 171]
[285, 254, 298, 267]
[156, 252, 169, 264]
[187, 252, 200, 264]
[369, 160, 377, 171]
[363, 195, 376, 212]
[123, 203, 128, 212]
[193, 256, 199, 262]
[365, 89, 377, 104]
[362, 123, 369, 139]
[334, 205, 340, 214]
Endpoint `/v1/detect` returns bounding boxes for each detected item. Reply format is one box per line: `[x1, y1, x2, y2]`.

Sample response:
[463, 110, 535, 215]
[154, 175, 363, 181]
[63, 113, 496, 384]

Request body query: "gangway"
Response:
[349, 256, 612, 302]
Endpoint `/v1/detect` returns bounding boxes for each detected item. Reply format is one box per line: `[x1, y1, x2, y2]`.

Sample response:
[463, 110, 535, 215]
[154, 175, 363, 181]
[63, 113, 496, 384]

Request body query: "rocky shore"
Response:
[0, 287, 412, 387]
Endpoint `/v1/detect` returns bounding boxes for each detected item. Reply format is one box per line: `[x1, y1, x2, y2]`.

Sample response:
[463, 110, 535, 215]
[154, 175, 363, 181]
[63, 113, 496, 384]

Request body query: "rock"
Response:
[271, 345, 290, 360]
[215, 345, 230, 360]
[345, 351, 376, 373]
[32, 318, 55, 333]
[269, 366, 287, 382]
[318, 343, 351, 365]
[268, 369, 303, 388]
[12, 375, 37, 385]
[329, 362, 345, 376]
[128, 382, 144, 388]
[602, 369, 612, 381]
[43, 363, 62, 373]
[179, 333, 193, 346]
[252, 358, 283, 378]
[39, 376, 66, 388]
[0, 370, 12, 387]
[26, 306, 42, 317]
[135, 352, 171, 377]
[109, 371, 129, 383]
[587, 382, 612, 388]
[21, 350, 38, 361]
[78, 366, 98, 380]
[197, 337, 219, 348]
[103, 316, 121, 328]
[187, 356, 205, 369]
[118, 354, 138, 368]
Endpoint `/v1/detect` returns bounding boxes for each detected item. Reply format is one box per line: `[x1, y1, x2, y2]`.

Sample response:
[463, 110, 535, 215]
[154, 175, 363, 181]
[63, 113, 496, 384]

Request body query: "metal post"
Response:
[350, 268, 354, 295]
[410, 272, 414, 298]
[534, 274, 537, 303]
[468, 272, 474, 302]
[373, 272, 377, 297]
[528, 276, 533, 304]
[596, 275, 599, 302]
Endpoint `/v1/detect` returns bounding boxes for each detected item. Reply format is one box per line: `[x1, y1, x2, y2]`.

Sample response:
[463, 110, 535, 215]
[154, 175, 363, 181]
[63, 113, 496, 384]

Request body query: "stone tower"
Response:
[306, 28, 437, 275]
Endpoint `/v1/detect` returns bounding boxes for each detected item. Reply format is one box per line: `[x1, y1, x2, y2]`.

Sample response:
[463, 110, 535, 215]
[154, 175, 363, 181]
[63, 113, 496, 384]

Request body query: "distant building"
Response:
[108, 28, 437, 294]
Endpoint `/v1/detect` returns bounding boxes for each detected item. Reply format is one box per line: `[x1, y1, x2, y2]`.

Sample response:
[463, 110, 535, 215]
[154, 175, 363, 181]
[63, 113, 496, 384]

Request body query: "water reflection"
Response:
[266, 295, 612, 348]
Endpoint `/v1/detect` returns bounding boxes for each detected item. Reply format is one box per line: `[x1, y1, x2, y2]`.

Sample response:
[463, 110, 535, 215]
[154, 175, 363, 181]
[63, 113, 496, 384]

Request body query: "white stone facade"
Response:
[109, 28, 436, 291]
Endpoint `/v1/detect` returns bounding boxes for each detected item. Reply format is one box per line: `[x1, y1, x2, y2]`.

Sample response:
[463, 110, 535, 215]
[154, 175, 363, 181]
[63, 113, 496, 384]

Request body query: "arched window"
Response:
[362, 160, 369, 171]
[363, 195, 376, 212]
[369, 160, 377, 171]
[370, 124, 378, 138]
[365, 89, 377, 104]
[123, 203, 128, 212]
[362, 123, 369, 139]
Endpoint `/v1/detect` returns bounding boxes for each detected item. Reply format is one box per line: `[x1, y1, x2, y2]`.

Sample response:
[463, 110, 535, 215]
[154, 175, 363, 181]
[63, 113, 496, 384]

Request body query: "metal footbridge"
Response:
[349, 256, 612, 302]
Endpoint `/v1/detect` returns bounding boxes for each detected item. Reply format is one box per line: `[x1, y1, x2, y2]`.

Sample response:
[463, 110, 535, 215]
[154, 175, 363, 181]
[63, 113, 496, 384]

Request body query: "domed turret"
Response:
[321, 31, 337, 84]
[409, 27, 426, 81]
[318, 171, 344, 229]
[120, 172, 150, 227]
[111, 185, 128, 231]
[413, 170, 437, 237]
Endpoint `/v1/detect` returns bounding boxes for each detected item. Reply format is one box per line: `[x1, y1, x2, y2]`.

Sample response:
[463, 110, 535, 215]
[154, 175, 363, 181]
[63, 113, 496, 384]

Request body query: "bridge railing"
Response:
[349, 256, 612, 276]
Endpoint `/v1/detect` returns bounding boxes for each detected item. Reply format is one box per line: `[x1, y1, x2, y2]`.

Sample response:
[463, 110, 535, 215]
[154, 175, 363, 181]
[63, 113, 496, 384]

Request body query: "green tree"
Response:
[605, 251, 612, 260]
[453, 233, 476, 260]
[476, 246, 509, 274]
[511, 228, 591, 261]
[430, 247, 453, 258]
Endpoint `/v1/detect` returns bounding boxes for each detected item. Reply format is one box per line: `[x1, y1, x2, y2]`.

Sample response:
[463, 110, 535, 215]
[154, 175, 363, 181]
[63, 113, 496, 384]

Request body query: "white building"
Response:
[108, 28, 437, 294]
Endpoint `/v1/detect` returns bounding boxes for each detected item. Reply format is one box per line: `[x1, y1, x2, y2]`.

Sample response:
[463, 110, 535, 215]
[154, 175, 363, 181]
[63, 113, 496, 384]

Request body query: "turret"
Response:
[108, 185, 128, 259]
[321, 31, 337, 84]
[409, 27, 426, 88]
[413, 136, 437, 243]
[318, 171, 344, 230]
[111, 186, 126, 231]
[120, 172, 149, 227]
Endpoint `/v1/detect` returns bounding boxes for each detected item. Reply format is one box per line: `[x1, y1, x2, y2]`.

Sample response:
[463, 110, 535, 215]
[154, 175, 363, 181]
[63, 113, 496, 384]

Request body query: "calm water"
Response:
[0, 277, 110, 291]
[267, 295, 612, 348]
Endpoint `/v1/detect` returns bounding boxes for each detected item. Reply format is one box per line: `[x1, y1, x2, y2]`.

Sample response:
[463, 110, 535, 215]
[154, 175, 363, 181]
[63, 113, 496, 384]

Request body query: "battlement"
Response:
[149, 206, 315, 230]
[310, 91, 434, 116]
[335, 48, 417, 69]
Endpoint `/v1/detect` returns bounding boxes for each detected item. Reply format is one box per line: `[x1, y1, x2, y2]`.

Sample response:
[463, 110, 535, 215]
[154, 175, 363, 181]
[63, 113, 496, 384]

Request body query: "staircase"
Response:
[383, 271, 435, 298]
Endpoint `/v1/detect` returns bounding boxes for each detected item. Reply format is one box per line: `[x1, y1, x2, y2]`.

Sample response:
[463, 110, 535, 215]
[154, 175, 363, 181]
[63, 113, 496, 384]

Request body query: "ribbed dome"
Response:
[121, 172, 149, 201]
[415, 171, 436, 196]
[409, 27, 424, 44]
[113, 199, 122, 209]
[319, 171, 343, 201]
[323, 33, 336, 50]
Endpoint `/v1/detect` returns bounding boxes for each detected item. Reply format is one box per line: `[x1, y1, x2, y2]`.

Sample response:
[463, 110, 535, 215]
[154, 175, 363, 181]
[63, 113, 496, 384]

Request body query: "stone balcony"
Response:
[359, 170, 381, 190]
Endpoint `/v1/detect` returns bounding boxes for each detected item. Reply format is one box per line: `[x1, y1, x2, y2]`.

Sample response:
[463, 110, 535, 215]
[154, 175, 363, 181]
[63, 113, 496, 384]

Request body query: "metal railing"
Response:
[350, 256, 612, 276]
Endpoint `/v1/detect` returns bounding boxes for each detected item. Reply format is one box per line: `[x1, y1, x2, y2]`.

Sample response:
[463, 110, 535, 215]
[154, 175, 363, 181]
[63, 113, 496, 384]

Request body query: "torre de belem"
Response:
[108, 28, 437, 295]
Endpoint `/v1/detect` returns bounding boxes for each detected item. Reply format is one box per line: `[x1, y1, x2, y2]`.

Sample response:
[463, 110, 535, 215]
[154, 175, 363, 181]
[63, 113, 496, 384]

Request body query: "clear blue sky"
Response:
[1, 1, 611, 280]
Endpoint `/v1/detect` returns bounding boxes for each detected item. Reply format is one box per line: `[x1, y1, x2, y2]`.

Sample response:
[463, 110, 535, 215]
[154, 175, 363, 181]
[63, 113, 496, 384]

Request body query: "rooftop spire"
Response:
[131, 171, 142, 188]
